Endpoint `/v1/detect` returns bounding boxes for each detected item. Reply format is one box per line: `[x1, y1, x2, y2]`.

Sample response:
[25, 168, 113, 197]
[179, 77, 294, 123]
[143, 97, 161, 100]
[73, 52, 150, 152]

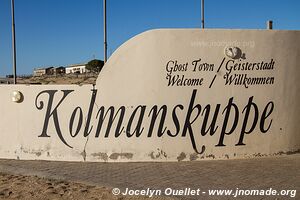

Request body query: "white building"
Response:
[65, 63, 89, 74]
[33, 67, 53, 76]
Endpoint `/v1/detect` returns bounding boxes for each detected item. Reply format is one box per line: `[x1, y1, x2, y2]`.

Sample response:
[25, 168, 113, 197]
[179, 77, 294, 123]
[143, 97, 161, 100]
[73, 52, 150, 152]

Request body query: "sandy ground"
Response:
[0, 173, 173, 200]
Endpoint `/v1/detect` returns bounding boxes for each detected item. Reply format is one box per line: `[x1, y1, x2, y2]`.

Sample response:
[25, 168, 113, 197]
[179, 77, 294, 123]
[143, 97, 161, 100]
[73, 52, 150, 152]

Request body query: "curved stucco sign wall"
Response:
[0, 29, 299, 162]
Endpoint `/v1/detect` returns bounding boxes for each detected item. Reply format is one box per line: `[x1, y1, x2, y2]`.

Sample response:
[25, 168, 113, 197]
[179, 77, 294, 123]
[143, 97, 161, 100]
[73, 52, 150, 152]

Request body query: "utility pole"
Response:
[267, 20, 273, 30]
[11, 0, 17, 84]
[201, 0, 204, 29]
[103, 0, 107, 63]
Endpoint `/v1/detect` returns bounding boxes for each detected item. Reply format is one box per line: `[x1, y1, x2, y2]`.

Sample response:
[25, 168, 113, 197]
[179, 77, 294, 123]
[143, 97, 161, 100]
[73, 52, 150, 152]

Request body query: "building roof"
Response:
[34, 66, 66, 71]
[34, 67, 54, 71]
[66, 63, 87, 68]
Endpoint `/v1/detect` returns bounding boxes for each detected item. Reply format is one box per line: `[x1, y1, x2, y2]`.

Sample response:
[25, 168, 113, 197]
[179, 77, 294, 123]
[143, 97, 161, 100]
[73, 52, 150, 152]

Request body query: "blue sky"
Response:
[0, 0, 299, 76]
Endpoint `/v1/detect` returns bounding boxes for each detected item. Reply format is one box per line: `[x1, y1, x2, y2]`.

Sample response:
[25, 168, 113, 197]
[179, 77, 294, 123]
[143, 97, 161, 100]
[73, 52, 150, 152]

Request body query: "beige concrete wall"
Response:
[0, 29, 299, 162]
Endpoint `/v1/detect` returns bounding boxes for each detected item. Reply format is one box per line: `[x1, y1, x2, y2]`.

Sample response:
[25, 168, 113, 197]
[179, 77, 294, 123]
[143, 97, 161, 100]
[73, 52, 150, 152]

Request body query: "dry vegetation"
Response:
[16, 73, 98, 85]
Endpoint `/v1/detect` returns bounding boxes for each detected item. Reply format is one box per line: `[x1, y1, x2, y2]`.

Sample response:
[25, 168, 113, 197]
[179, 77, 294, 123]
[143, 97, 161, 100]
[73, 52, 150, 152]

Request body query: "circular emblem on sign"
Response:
[11, 90, 23, 103]
[224, 46, 241, 59]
